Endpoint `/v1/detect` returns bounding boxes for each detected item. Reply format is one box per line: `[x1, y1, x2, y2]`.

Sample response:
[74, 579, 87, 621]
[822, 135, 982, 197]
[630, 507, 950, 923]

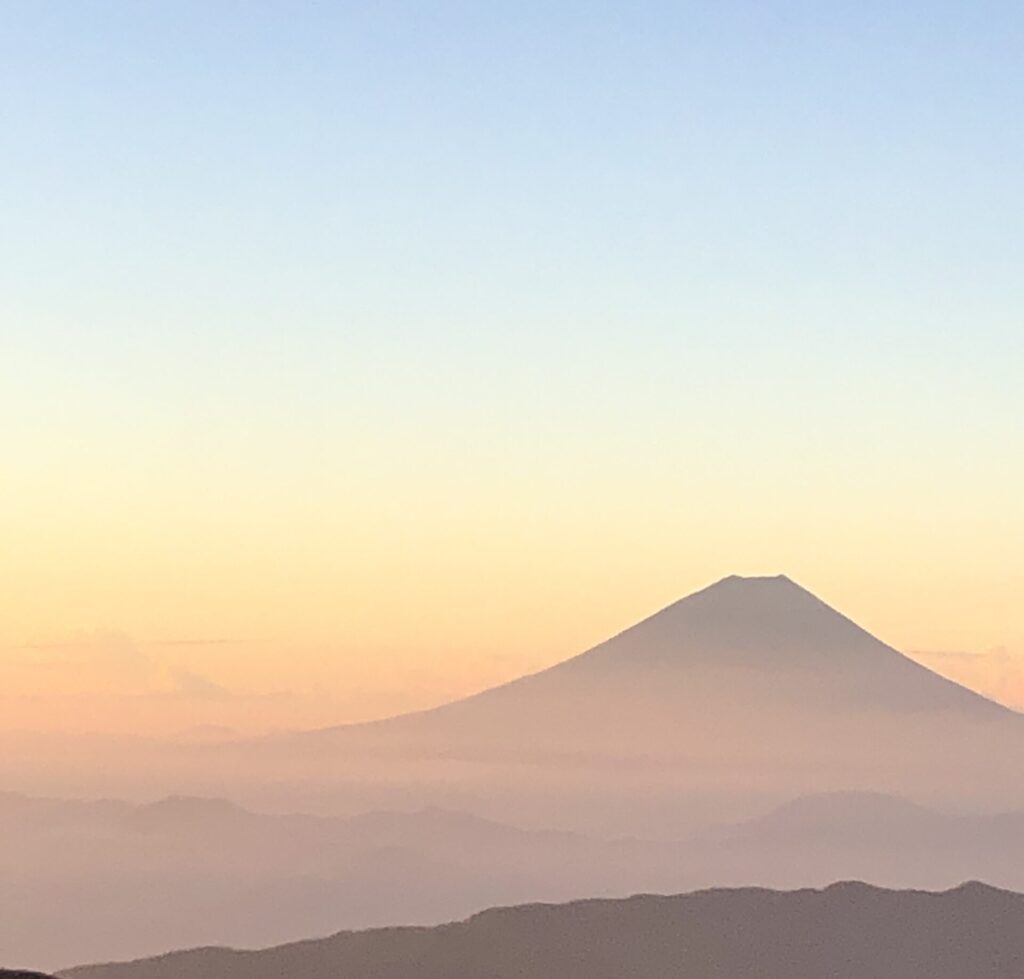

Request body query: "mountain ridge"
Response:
[58, 881, 1024, 979]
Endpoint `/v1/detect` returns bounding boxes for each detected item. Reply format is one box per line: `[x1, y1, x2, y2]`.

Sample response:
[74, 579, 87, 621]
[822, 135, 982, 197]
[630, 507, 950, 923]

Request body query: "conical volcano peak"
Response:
[576, 573, 879, 673]
[520, 572, 1015, 718]
[665, 572, 844, 625]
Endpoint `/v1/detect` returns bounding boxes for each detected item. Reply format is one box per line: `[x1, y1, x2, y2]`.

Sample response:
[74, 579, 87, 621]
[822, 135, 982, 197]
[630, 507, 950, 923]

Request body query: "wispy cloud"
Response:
[168, 668, 235, 701]
[9, 637, 245, 650]
[3, 631, 241, 701]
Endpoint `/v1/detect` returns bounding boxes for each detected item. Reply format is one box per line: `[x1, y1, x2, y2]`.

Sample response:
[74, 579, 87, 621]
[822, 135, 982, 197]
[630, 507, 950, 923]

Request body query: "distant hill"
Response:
[726, 790, 1024, 849]
[699, 790, 1024, 893]
[61, 881, 1024, 979]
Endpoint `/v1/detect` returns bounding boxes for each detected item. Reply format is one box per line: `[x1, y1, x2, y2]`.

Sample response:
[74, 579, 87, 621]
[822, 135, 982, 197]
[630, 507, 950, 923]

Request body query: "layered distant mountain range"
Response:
[4, 786, 1024, 970]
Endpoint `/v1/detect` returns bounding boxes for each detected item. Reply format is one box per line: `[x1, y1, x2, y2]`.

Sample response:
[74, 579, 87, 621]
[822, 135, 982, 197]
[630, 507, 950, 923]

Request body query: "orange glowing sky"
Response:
[2, 541, 1021, 735]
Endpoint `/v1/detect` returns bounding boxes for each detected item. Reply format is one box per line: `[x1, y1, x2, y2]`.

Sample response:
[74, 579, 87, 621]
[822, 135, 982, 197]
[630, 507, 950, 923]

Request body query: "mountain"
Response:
[313, 574, 1010, 737]
[227, 574, 1023, 831]
[306, 574, 1015, 744]
[60, 881, 1024, 979]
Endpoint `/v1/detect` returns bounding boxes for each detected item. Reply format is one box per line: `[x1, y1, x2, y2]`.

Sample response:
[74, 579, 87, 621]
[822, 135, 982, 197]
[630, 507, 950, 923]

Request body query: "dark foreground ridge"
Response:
[1, 971, 58, 978]
[61, 881, 1024, 979]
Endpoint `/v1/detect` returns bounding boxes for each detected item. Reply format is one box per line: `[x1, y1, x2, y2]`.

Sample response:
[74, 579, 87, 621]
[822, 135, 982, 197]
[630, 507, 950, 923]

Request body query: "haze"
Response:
[3, 2, 1024, 977]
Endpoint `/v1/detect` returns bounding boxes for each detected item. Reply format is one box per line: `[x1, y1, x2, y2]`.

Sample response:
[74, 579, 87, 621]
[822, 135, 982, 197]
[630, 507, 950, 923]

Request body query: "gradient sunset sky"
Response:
[3, 1, 1022, 733]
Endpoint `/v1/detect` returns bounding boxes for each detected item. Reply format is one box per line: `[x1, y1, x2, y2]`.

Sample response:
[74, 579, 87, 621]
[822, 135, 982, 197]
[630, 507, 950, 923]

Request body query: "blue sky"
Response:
[6, 2, 1022, 370]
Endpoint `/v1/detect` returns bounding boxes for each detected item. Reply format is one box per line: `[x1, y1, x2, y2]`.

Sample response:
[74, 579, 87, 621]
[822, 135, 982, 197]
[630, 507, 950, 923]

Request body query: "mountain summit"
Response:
[563, 573, 893, 671]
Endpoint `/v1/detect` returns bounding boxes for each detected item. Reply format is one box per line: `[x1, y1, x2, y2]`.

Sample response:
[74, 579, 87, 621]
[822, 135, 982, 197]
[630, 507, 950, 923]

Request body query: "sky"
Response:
[2, 1, 1022, 734]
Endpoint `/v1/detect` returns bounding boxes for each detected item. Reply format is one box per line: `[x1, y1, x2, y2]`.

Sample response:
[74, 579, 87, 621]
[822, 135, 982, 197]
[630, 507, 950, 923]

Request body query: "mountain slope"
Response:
[60, 882, 1024, 979]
